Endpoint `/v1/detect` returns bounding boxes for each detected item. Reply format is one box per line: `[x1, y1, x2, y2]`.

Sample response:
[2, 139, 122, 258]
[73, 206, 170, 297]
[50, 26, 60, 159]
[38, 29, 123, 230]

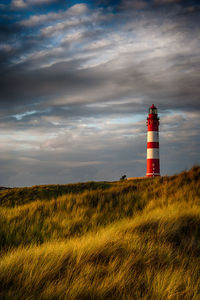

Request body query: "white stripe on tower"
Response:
[147, 131, 159, 143]
[147, 148, 159, 159]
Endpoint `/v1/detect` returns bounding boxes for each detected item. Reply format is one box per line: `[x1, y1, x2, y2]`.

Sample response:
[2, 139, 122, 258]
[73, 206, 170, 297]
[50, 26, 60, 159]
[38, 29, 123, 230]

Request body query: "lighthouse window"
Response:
[149, 108, 157, 114]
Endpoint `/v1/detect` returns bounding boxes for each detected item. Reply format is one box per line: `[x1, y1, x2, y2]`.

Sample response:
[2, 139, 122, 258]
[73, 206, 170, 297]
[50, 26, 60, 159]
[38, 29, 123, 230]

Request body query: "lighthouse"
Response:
[146, 104, 160, 177]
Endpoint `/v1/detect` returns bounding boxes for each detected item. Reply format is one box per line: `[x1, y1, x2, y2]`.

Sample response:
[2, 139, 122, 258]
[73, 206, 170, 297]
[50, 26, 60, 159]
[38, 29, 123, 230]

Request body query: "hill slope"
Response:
[0, 166, 200, 299]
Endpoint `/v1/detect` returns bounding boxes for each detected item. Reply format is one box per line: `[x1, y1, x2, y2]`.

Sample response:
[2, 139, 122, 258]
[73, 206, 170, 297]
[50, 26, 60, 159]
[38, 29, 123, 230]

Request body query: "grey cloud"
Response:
[1, 10, 199, 106]
[1, 46, 200, 115]
[120, 0, 148, 10]
[11, 0, 64, 9]
[19, 4, 90, 27]
[0, 123, 146, 186]
[11, 0, 27, 9]
[0, 22, 22, 41]
[154, 0, 181, 4]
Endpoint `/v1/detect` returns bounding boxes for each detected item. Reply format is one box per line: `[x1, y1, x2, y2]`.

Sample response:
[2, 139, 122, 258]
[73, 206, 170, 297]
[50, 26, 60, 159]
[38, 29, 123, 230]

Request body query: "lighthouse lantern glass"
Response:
[149, 108, 157, 114]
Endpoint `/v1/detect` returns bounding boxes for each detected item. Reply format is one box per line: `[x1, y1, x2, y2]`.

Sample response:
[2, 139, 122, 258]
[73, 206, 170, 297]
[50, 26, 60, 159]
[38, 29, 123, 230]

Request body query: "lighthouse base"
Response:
[146, 173, 160, 177]
[146, 158, 160, 177]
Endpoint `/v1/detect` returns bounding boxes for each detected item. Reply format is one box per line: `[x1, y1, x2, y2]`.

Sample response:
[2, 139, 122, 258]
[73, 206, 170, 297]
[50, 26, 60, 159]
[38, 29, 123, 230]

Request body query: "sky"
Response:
[0, 0, 200, 187]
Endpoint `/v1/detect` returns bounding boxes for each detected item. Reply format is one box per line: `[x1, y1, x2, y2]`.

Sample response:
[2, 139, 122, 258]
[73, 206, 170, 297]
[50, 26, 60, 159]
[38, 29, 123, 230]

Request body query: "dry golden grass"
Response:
[0, 166, 200, 299]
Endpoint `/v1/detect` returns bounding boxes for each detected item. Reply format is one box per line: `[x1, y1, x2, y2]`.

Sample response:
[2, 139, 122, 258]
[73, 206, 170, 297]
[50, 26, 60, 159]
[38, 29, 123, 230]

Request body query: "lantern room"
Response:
[149, 104, 157, 115]
[147, 104, 159, 131]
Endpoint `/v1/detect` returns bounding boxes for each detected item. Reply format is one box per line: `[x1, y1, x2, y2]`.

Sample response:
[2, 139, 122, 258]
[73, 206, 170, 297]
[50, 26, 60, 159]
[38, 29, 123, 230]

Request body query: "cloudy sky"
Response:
[0, 0, 199, 187]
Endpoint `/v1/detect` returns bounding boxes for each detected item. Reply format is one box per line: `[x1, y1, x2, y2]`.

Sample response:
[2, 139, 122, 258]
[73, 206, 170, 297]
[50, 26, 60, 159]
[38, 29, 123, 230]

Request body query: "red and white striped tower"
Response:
[146, 104, 160, 177]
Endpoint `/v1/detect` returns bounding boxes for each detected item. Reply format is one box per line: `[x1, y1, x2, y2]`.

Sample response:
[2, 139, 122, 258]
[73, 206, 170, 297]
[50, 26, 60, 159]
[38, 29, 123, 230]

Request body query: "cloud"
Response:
[120, 0, 148, 10]
[11, 0, 27, 9]
[11, 0, 60, 9]
[67, 3, 89, 15]
[1, 9, 200, 118]
[0, 113, 147, 186]
[31, 0, 61, 4]
[20, 13, 58, 27]
[154, 0, 181, 4]
[20, 4, 90, 27]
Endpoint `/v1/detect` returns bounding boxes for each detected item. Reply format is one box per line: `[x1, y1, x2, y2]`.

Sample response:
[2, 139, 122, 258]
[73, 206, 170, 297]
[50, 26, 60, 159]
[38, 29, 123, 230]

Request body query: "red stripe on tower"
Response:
[146, 104, 160, 177]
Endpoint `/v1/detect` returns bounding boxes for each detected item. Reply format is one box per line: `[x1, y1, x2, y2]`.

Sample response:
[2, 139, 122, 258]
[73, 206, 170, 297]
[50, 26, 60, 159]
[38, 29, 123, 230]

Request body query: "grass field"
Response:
[0, 166, 200, 299]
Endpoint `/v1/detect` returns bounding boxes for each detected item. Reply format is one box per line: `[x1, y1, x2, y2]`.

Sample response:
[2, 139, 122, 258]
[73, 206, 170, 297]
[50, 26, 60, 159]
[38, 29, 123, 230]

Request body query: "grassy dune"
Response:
[0, 166, 200, 299]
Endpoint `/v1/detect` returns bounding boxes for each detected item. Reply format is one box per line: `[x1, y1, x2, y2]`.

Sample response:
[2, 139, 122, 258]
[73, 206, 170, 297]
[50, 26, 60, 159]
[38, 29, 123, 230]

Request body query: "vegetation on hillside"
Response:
[0, 166, 200, 299]
[0, 181, 111, 207]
